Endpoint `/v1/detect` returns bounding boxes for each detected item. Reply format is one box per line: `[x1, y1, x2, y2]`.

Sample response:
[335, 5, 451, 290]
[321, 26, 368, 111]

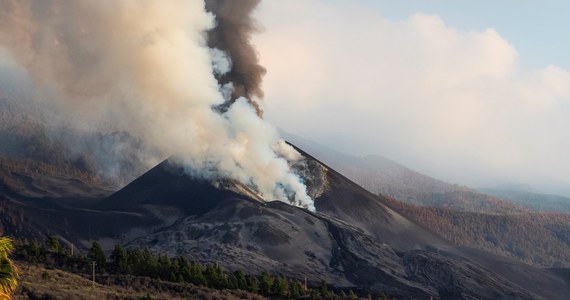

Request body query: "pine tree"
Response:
[227, 274, 239, 289]
[272, 276, 289, 297]
[234, 270, 248, 290]
[290, 280, 304, 298]
[45, 235, 61, 253]
[246, 276, 260, 293]
[110, 244, 128, 273]
[260, 272, 274, 295]
[25, 241, 41, 263]
[87, 241, 106, 270]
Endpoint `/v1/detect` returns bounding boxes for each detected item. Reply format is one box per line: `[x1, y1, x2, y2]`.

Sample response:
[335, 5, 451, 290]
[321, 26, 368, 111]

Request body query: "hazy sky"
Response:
[253, 1, 570, 194]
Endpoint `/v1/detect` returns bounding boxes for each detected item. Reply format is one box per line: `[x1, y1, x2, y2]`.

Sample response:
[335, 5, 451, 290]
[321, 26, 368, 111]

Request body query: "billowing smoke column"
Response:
[0, 0, 314, 211]
[205, 0, 266, 114]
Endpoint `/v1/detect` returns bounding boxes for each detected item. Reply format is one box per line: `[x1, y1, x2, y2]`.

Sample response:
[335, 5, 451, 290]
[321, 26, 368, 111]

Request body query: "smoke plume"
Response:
[0, 0, 314, 210]
[205, 0, 267, 114]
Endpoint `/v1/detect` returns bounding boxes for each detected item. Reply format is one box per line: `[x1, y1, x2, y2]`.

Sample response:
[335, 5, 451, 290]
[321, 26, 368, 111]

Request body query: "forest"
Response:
[11, 237, 396, 299]
[383, 196, 570, 267]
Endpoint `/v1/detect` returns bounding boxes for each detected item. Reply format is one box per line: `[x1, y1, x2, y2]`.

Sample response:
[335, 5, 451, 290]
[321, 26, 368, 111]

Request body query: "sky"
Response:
[253, 0, 570, 195]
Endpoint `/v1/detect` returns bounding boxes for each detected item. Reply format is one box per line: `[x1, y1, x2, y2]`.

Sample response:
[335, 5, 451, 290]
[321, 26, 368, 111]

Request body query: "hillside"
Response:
[282, 133, 529, 215]
[13, 237, 383, 299]
[2, 119, 570, 298]
[4, 154, 569, 298]
[14, 262, 266, 300]
[480, 188, 570, 213]
[282, 137, 570, 269]
[0, 88, 152, 187]
[384, 197, 570, 268]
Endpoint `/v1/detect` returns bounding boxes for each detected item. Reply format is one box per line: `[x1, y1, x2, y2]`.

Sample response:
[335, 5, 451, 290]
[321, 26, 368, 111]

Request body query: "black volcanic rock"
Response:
[292, 145, 452, 251]
[90, 154, 568, 299]
[3, 147, 570, 299]
[97, 160, 243, 215]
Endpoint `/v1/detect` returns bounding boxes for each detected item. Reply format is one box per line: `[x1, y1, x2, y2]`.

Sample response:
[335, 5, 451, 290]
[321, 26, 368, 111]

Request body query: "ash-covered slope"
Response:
[90, 152, 568, 299]
[292, 145, 452, 252]
[3, 143, 570, 299]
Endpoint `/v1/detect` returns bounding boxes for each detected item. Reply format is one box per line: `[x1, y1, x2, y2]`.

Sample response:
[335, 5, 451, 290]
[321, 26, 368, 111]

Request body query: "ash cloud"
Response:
[0, 0, 313, 210]
[205, 0, 267, 114]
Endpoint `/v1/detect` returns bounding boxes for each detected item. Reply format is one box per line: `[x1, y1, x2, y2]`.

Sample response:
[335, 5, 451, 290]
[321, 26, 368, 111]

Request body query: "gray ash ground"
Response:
[2, 147, 570, 299]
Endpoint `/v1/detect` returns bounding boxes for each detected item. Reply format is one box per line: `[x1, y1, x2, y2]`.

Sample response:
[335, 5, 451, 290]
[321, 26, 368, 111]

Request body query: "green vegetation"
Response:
[13, 237, 397, 299]
[0, 236, 18, 298]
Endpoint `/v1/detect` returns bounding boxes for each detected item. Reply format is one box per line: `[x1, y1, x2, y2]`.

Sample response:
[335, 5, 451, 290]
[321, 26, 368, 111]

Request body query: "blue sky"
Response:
[362, 0, 570, 70]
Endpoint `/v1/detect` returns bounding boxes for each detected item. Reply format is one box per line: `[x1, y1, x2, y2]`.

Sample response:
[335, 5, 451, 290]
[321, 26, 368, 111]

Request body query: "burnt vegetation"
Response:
[384, 196, 570, 267]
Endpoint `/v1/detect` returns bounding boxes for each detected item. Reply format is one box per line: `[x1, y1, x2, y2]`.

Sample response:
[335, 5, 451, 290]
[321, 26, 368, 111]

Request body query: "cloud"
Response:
[254, 0, 570, 191]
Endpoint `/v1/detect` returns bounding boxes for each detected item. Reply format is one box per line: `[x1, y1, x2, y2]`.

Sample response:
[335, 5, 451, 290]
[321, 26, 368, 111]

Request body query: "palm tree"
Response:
[0, 237, 18, 298]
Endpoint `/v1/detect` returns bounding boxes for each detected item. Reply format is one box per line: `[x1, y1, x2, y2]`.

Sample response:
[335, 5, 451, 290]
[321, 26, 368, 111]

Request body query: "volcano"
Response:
[2, 145, 570, 299]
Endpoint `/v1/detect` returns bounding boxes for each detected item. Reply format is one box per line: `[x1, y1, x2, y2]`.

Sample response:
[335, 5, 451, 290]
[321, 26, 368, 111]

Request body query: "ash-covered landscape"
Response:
[1, 1, 570, 299]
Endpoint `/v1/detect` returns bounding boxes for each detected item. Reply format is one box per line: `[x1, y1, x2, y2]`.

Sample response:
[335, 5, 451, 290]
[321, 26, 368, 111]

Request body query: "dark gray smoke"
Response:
[205, 0, 266, 114]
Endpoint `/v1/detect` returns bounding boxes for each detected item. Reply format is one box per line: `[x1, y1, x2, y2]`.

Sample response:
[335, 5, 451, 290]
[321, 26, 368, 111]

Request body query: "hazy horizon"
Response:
[254, 1, 570, 196]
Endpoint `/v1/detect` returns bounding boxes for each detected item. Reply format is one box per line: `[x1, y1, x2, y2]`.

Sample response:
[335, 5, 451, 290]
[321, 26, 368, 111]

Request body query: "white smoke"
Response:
[0, 0, 314, 211]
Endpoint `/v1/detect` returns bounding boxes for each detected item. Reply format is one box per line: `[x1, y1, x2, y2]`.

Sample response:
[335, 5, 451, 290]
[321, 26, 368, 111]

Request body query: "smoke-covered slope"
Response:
[283, 132, 529, 214]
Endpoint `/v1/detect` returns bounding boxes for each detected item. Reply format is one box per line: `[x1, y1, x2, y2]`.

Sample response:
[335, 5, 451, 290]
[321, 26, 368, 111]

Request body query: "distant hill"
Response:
[283, 132, 528, 215]
[480, 188, 570, 214]
[384, 196, 570, 268]
[0, 87, 153, 186]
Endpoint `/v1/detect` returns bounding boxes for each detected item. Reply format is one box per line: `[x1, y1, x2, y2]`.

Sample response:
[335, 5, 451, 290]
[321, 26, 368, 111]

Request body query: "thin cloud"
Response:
[254, 0, 570, 192]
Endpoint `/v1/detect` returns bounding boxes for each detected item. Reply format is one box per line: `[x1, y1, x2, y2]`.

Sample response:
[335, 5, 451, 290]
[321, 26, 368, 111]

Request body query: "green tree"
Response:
[110, 244, 128, 273]
[87, 241, 106, 269]
[186, 262, 207, 286]
[204, 264, 227, 288]
[227, 274, 238, 289]
[0, 237, 18, 298]
[272, 276, 289, 297]
[260, 272, 274, 295]
[45, 235, 61, 253]
[290, 280, 304, 298]
[234, 270, 248, 290]
[246, 276, 259, 293]
[24, 241, 41, 262]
